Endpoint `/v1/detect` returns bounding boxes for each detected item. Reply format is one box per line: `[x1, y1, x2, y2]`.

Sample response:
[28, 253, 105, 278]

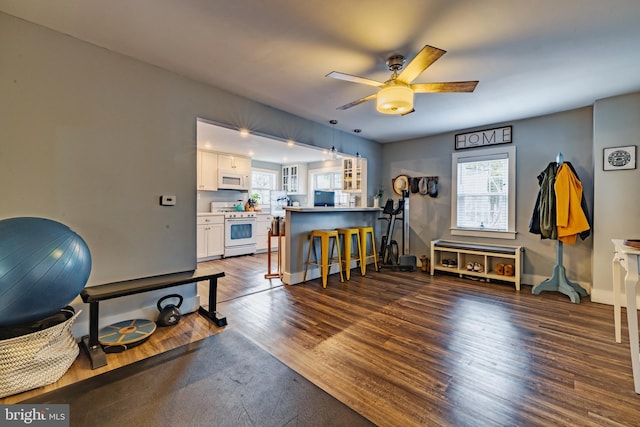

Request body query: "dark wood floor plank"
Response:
[11, 252, 637, 425]
[202, 254, 640, 426]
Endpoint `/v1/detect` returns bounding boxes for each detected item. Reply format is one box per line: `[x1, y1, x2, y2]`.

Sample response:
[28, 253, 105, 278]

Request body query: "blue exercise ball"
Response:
[0, 217, 92, 327]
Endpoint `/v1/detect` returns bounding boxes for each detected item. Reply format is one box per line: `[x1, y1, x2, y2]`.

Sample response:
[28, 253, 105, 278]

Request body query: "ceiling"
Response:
[3, 1, 640, 143]
[197, 119, 341, 164]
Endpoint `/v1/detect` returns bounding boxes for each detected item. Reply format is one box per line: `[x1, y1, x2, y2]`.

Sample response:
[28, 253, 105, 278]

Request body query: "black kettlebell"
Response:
[156, 294, 183, 327]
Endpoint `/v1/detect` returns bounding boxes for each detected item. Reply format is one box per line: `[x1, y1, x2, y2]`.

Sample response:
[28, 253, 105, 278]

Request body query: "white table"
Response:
[612, 239, 640, 394]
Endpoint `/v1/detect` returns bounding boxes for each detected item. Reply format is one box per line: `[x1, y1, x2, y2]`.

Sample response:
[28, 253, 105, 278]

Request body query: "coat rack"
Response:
[531, 152, 588, 303]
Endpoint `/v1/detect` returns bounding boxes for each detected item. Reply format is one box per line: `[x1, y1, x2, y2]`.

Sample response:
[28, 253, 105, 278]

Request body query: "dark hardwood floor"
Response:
[4, 252, 638, 426]
[203, 253, 640, 427]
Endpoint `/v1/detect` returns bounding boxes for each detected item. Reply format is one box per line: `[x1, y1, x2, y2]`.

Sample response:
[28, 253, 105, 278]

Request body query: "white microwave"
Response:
[218, 169, 250, 190]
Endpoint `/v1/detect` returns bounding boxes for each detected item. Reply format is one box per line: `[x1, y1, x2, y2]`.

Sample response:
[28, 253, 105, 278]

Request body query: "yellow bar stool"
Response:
[336, 227, 363, 280]
[357, 226, 378, 275]
[303, 229, 344, 288]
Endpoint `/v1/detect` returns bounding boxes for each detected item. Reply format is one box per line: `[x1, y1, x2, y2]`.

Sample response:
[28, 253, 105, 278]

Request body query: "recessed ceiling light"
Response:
[239, 128, 250, 137]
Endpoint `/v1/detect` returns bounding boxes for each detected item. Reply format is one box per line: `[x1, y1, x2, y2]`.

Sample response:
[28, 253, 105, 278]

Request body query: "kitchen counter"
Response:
[282, 206, 382, 285]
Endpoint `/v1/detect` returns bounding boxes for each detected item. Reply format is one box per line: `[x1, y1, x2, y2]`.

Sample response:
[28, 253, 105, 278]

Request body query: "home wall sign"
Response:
[603, 145, 636, 171]
[455, 126, 512, 150]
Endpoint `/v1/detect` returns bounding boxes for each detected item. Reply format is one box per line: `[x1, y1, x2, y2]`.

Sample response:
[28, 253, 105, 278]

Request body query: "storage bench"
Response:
[80, 267, 226, 369]
[430, 239, 523, 290]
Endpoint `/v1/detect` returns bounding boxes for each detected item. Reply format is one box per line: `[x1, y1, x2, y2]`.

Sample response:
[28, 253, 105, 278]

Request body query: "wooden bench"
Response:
[430, 239, 523, 290]
[80, 267, 226, 369]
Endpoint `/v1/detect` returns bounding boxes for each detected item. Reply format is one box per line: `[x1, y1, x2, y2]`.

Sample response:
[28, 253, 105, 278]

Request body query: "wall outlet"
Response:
[160, 195, 176, 206]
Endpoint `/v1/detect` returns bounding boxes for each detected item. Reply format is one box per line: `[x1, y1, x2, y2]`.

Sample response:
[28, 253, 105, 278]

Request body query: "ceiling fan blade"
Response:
[326, 71, 384, 87]
[396, 45, 446, 85]
[401, 108, 415, 116]
[336, 94, 377, 110]
[411, 81, 479, 93]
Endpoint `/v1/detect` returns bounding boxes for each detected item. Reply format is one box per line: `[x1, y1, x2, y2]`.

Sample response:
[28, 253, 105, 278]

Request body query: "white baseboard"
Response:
[590, 287, 640, 307]
[522, 274, 640, 307]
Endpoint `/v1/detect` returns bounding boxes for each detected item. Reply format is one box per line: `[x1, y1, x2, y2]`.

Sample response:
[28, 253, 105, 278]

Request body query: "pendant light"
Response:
[330, 119, 337, 160]
[353, 129, 362, 168]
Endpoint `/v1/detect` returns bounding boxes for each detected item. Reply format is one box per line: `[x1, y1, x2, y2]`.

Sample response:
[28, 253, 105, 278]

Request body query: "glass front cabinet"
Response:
[282, 163, 307, 194]
[342, 157, 366, 193]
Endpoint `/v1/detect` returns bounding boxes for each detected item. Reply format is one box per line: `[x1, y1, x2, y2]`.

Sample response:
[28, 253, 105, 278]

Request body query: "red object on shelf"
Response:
[624, 239, 640, 249]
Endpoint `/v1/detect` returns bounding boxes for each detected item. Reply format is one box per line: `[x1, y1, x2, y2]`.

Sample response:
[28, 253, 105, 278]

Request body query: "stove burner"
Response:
[211, 202, 257, 219]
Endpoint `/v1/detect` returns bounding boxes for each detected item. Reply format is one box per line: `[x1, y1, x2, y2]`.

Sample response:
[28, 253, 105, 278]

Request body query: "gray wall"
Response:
[0, 12, 382, 332]
[382, 108, 595, 290]
[2, 9, 637, 334]
[592, 92, 640, 304]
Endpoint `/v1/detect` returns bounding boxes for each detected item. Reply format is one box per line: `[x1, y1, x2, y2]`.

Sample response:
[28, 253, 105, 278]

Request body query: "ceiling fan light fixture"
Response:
[376, 83, 414, 115]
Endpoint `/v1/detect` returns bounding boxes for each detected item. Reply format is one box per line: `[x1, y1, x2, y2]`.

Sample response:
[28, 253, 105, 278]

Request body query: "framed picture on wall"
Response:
[603, 145, 636, 171]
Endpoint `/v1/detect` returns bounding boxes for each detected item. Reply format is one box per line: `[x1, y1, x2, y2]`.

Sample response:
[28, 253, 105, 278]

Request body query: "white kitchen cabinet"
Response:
[218, 153, 251, 173]
[257, 214, 277, 252]
[282, 163, 307, 194]
[197, 150, 218, 191]
[342, 157, 367, 193]
[197, 215, 224, 260]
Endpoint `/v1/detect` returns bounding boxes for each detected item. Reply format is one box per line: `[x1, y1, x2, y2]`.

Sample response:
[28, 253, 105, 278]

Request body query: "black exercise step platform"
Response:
[80, 267, 226, 369]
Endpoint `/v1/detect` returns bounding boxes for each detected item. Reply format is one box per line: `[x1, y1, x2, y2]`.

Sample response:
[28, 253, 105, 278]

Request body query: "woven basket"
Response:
[0, 309, 80, 398]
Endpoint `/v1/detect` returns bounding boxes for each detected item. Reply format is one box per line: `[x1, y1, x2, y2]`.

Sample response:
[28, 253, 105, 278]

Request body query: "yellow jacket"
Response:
[554, 164, 590, 244]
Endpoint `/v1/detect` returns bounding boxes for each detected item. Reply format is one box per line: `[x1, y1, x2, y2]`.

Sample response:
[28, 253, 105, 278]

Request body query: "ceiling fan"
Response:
[326, 45, 478, 116]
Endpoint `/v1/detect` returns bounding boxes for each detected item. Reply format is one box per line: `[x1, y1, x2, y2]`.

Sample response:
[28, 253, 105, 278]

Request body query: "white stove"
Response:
[222, 211, 256, 219]
[210, 202, 257, 257]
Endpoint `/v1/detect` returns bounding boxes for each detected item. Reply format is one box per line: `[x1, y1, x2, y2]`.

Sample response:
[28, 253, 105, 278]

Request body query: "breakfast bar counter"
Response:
[281, 207, 382, 285]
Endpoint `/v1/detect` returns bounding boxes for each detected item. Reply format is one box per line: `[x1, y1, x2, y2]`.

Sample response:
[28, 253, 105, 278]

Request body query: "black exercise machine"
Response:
[377, 198, 405, 270]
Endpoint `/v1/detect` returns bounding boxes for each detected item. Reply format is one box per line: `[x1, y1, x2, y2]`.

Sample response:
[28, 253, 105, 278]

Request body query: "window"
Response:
[311, 169, 348, 206]
[451, 146, 516, 239]
[251, 168, 278, 209]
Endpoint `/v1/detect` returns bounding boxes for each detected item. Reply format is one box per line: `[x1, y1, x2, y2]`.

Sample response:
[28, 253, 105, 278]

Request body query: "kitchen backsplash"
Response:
[197, 190, 248, 212]
[198, 190, 308, 213]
